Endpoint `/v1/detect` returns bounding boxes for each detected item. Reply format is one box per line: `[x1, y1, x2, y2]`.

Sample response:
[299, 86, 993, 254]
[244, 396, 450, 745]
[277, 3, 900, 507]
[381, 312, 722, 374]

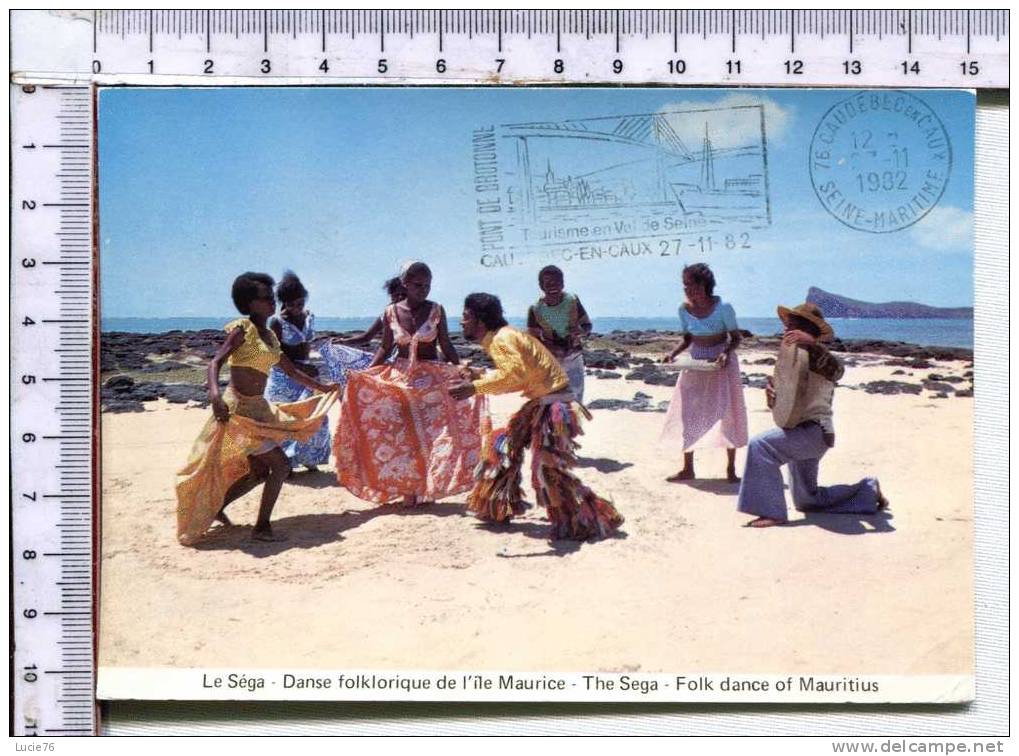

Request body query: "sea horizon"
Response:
[101, 315, 974, 350]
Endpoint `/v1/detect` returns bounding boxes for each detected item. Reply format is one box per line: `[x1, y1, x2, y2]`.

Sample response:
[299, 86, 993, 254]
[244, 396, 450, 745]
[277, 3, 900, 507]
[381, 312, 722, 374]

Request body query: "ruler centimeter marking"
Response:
[11, 82, 97, 736]
[10, 9, 1009, 87]
[7, 7, 1008, 738]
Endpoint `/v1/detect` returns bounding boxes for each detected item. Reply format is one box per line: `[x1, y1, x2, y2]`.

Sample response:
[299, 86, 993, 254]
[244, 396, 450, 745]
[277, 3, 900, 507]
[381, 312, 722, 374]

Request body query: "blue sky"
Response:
[99, 87, 974, 319]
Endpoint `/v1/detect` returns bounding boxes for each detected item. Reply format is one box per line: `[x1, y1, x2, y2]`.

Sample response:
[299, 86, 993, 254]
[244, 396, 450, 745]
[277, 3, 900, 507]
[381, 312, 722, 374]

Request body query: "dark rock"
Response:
[104, 375, 135, 390]
[101, 399, 145, 413]
[955, 388, 974, 397]
[860, 380, 923, 395]
[891, 369, 906, 375]
[923, 381, 956, 393]
[160, 384, 209, 405]
[591, 370, 621, 380]
[751, 357, 776, 365]
[963, 370, 973, 379]
[587, 399, 633, 411]
[584, 349, 630, 370]
[933, 393, 950, 399]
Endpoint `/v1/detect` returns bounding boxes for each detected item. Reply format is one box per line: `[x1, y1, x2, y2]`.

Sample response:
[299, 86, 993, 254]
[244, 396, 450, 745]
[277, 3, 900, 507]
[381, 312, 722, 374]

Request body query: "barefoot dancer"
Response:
[739, 303, 889, 528]
[265, 271, 331, 472]
[334, 262, 486, 507]
[450, 293, 623, 541]
[176, 272, 339, 544]
[660, 263, 748, 483]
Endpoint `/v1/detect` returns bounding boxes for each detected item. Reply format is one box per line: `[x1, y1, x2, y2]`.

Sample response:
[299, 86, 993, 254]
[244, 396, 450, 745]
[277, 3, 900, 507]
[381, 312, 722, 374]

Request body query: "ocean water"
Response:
[102, 315, 973, 349]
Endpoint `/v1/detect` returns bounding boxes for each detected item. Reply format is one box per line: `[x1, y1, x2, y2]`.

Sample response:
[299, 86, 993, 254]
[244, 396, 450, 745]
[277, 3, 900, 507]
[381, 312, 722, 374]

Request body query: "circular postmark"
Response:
[809, 90, 952, 234]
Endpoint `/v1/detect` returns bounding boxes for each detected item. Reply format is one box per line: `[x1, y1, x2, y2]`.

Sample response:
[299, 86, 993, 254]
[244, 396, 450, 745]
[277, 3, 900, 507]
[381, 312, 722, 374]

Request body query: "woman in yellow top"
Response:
[176, 272, 339, 544]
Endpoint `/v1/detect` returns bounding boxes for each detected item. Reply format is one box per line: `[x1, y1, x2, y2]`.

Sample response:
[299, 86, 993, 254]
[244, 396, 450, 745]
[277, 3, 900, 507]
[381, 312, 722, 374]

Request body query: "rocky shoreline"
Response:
[100, 328, 975, 413]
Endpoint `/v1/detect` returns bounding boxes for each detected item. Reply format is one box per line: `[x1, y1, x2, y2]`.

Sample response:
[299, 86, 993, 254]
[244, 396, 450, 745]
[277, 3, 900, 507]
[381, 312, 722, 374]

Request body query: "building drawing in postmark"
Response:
[473, 104, 771, 268]
[809, 90, 952, 234]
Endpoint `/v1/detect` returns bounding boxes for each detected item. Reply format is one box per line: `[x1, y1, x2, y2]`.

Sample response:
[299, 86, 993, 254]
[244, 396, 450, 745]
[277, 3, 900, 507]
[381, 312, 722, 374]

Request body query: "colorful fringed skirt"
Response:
[659, 341, 749, 452]
[333, 359, 488, 503]
[175, 387, 338, 545]
[468, 393, 624, 541]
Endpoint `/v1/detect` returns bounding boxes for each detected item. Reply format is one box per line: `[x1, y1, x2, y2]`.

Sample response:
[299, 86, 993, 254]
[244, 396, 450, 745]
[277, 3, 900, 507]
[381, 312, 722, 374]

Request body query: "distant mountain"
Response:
[806, 287, 973, 319]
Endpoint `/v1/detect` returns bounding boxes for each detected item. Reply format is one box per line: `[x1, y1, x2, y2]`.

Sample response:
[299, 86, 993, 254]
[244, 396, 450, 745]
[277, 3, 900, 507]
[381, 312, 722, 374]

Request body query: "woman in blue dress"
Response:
[264, 271, 340, 471]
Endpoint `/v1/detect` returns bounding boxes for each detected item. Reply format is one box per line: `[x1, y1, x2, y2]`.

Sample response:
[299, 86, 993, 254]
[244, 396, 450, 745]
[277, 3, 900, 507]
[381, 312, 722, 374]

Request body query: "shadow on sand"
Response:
[575, 456, 634, 474]
[785, 509, 896, 535]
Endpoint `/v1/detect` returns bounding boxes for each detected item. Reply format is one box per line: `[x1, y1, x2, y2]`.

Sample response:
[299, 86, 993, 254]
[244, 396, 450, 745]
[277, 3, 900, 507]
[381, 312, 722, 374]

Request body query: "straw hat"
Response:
[776, 302, 834, 342]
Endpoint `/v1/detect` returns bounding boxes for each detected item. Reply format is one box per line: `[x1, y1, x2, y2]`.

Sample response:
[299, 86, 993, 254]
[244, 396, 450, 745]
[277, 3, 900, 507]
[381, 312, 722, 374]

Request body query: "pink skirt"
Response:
[659, 342, 748, 452]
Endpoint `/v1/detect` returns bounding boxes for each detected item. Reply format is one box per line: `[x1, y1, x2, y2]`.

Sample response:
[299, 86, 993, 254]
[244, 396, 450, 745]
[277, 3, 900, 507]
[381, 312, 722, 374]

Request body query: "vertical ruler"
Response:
[11, 83, 97, 736]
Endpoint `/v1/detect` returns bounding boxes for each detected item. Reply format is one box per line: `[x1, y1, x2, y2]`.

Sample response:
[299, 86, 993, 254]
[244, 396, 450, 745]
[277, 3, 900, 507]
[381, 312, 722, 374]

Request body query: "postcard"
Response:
[95, 86, 975, 703]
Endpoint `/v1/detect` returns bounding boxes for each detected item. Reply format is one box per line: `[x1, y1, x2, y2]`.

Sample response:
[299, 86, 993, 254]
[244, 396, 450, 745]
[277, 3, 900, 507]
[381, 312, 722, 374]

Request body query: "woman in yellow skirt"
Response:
[176, 272, 339, 545]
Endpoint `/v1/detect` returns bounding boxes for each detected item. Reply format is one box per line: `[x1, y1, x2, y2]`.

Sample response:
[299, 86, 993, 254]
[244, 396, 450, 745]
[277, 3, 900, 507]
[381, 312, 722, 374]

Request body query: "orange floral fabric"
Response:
[334, 359, 487, 503]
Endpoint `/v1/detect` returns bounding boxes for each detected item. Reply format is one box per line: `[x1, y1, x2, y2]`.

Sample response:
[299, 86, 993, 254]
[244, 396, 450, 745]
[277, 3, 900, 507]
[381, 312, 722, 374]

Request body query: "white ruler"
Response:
[7, 7, 1008, 739]
[11, 82, 96, 736]
[11, 9, 1010, 87]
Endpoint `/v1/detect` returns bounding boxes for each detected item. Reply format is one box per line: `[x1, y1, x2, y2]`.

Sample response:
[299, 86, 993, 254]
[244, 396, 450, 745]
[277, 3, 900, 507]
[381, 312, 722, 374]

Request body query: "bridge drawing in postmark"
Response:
[472, 104, 772, 268]
[809, 90, 952, 234]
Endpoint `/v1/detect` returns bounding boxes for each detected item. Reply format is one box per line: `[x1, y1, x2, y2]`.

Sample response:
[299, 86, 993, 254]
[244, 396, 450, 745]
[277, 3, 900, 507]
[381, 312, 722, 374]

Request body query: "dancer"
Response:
[660, 263, 748, 483]
[526, 265, 593, 403]
[738, 303, 889, 527]
[176, 272, 338, 544]
[449, 293, 623, 541]
[265, 271, 330, 471]
[334, 262, 486, 506]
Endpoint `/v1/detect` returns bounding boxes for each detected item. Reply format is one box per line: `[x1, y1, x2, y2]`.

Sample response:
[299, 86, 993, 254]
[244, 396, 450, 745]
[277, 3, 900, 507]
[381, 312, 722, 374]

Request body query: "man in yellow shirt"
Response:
[449, 293, 623, 541]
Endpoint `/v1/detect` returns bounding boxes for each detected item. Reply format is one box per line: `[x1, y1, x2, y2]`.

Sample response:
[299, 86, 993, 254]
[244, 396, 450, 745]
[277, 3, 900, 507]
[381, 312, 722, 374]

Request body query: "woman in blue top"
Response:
[660, 263, 749, 482]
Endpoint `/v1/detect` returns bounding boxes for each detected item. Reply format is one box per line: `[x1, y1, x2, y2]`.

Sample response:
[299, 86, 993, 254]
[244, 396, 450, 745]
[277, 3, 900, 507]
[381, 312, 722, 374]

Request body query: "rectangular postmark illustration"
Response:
[474, 103, 771, 268]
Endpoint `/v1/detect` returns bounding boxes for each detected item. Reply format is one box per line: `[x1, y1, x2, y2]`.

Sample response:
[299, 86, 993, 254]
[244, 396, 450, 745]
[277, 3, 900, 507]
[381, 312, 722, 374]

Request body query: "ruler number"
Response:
[22, 374, 37, 384]
[319, 59, 329, 73]
[23, 549, 37, 560]
[23, 609, 38, 619]
[726, 60, 742, 75]
[92, 60, 101, 74]
[436, 59, 447, 74]
[203, 59, 214, 75]
[23, 491, 37, 501]
[378, 58, 388, 74]
[612, 59, 623, 74]
[22, 258, 36, 268]
[261, 59, 271, 74]
[960, 61, 980, 76]
[23, 664, 38, 683]
[667, 59, 687, 75]
[23, 316, 36, 326]
[22, 432, 36, 443]
[843, 60, 862, 75]
[784, 60, 804, 75]
[901, 60, 920, 76]
[553, 59, 564, 74]
[495, 58, 506, 73]
[22, 200, 36, 210]
[148, 60, 154, 74]
[22, 143, 36, 149]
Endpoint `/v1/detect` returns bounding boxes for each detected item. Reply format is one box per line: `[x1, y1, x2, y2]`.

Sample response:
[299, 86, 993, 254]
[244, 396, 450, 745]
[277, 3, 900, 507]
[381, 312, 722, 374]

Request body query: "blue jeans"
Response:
[737, 423, 880, 521]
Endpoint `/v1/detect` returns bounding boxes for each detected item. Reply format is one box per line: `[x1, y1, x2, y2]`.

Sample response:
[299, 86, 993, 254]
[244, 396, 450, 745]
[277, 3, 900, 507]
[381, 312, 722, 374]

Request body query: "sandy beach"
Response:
[98, 338, 973, 676]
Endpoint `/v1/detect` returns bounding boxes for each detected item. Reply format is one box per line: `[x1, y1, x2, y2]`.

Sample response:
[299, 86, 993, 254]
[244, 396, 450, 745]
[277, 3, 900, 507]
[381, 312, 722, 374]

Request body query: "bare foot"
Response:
[251, 526, 287, 542]
[215, 510, 233, 527]
[666, 469, 695, 483]
[744, 516, 786, 528]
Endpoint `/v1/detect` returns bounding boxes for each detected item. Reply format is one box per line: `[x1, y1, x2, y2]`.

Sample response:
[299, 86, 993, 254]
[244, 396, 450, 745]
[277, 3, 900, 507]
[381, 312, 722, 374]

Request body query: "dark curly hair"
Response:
[383, 276, 405, 298]
[231, 272, 275, 315]
[463, 293, 509, 331]
[682, 262, 716, 297]
[401, 261, 432, 282]
[276, 270, 308, 305]
[538, 265, 564, 284]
